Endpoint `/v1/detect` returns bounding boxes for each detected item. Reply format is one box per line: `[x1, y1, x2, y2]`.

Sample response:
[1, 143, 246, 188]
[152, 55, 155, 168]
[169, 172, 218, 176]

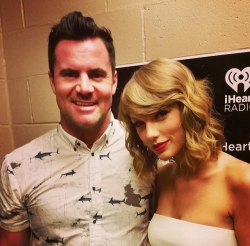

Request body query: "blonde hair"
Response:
[118, 58, 225, 179]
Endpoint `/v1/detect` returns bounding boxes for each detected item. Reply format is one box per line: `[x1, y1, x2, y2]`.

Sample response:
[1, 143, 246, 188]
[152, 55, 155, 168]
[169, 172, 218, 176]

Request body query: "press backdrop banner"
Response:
[113, 50, 250, 163]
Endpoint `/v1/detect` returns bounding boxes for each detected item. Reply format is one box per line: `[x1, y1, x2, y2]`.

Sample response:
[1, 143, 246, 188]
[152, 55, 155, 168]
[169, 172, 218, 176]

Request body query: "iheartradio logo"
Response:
[225, 67, 250, 93]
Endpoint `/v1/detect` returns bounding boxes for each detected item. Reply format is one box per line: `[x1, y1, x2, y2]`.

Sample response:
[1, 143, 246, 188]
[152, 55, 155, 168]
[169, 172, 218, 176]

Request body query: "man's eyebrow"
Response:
[89, 68, 107, 74]
[88, 69, 109, 79]
[59, 68, 79, 76]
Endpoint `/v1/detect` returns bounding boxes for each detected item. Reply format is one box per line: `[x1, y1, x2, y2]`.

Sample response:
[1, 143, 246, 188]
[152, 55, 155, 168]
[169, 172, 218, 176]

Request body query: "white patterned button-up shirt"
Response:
[0, 119, 152, 245]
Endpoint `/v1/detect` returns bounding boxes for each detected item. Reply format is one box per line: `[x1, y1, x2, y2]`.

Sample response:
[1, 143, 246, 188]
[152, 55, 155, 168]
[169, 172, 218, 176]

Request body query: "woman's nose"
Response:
[145, 123, 159, 140]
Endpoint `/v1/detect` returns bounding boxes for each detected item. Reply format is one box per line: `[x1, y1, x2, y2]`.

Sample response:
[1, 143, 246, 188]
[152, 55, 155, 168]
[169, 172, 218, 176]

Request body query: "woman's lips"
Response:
[152, 141, 168, 153]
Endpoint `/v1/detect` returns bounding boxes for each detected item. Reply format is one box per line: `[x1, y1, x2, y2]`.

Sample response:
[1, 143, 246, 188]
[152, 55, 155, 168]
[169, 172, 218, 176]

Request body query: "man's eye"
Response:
[61, 70, 79, 78]
[89, 70, 106, 80]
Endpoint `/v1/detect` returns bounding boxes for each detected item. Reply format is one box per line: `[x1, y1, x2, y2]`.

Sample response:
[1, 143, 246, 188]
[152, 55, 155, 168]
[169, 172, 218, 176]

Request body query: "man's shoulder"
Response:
[5, 128, 58, 161]
[113, 118, 126, 134]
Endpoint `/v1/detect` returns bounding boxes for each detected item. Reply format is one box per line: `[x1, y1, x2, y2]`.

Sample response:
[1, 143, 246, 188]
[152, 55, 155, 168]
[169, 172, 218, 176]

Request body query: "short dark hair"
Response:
[48, 11, 115, 76]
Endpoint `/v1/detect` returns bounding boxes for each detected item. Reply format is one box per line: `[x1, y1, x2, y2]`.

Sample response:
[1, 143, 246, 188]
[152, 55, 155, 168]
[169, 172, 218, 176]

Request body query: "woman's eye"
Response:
[155, 110, 168, 120]
[132, 120, 145, 128]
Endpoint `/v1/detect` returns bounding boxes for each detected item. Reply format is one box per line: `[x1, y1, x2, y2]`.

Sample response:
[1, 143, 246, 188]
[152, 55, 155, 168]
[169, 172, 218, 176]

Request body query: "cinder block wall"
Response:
[0, 0, 249, 161]
[0, 16, 14, 162]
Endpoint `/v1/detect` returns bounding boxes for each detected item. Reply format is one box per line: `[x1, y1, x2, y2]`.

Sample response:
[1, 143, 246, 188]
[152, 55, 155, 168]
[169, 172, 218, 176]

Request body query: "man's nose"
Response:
[75, 75, 94, 94]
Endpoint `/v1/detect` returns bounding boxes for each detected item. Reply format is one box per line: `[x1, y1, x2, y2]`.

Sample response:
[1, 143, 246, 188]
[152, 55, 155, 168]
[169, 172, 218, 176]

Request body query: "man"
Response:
[0, 11, 152, 245]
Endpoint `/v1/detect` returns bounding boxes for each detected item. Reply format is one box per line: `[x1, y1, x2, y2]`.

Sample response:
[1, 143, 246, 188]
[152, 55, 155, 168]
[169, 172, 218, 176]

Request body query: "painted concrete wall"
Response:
[0, 0, 249, 161]
[0, 16, 14, 162]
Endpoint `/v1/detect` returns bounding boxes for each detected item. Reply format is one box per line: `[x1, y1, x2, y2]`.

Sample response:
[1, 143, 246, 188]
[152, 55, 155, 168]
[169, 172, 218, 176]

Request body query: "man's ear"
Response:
[112, 70, 118, 95]
[48, 71, 56, 94]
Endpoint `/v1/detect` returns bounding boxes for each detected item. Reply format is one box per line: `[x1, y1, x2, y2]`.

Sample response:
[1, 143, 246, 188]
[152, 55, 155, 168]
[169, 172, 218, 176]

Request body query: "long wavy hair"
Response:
[118, 58, 225, 179]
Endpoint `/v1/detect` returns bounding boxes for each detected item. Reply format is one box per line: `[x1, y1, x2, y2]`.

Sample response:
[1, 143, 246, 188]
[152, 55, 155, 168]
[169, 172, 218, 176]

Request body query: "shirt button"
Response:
[91, 152, 94, 156]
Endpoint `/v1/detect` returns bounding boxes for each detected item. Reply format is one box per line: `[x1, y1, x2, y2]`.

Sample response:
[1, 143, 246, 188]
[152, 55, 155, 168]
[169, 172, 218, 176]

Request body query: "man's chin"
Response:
[76, 116, 105, 129]
[77, 120, 99, 129]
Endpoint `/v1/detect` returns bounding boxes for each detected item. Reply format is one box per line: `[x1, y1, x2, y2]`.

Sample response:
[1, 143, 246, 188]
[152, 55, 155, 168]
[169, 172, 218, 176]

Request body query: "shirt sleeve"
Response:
[0, 157, 30, 232]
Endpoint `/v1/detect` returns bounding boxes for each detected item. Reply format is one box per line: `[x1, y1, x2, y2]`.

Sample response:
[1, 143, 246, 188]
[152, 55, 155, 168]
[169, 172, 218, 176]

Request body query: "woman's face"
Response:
[131, 104, 185, 161]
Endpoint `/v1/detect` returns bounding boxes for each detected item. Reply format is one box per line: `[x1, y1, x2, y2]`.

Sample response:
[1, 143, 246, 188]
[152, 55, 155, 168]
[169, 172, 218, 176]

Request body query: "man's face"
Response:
[49, 38, 117, 143]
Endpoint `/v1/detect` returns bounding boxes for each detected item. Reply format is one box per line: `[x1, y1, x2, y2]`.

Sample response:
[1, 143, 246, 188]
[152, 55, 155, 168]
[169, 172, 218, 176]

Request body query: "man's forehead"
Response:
[54, 40, 111, 68]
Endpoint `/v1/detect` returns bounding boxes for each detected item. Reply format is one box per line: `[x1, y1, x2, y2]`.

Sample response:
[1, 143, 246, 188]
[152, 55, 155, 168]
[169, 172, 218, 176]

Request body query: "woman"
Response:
[118, 58, 250, 246]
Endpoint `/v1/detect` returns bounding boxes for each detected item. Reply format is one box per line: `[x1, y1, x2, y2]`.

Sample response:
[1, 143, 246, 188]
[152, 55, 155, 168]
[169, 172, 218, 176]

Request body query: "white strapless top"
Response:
[148, 214, 238, 246]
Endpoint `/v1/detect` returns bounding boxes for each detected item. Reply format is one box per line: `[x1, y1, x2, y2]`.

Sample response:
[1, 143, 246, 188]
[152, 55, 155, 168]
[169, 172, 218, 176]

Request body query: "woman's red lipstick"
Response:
[153, 142, 168, 153]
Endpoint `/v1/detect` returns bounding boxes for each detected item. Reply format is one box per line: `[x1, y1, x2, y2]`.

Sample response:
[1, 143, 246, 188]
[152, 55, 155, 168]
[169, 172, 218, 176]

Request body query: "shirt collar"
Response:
[57, 114, 115, 151]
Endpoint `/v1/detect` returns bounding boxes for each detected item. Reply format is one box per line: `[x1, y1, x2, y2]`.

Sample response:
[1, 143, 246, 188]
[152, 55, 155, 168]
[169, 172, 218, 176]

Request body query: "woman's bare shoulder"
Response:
[221, 152, 250, 190]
